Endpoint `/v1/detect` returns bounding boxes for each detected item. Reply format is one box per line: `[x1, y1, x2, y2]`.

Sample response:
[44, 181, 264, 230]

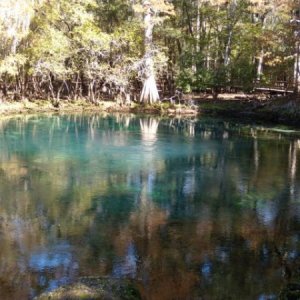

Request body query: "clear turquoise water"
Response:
[0, 114, 299, 299]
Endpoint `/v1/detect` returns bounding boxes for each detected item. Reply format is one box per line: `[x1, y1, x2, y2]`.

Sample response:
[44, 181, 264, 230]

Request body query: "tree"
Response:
[0, 0, 298, 103]
[0, 0, 38, 100]
[135, 0, 174, 104]
[140, 1, 159, 104]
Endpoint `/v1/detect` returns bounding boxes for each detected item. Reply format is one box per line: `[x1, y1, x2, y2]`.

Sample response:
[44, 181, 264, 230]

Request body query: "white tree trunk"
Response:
[196, 0, 201, 53]
[257, 50, 264, 82]
[224, 29, 233, 66]
[192, 0, 201, 73]
[294, 41, 300, 93]
[140, 1, 159, 104]
[140, 73, 159, 104]
[257, 17, 266, 82]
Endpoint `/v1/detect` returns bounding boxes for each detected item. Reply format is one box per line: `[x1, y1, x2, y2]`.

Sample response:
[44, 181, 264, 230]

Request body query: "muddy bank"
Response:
[197, 97, 300, 127]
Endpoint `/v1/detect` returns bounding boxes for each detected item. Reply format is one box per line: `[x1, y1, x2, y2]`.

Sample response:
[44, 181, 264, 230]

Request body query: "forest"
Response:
[0, 0, 299, 105]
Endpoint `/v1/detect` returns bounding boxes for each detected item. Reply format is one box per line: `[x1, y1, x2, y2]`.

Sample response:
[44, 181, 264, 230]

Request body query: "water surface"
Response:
[0, 114, 299, 299]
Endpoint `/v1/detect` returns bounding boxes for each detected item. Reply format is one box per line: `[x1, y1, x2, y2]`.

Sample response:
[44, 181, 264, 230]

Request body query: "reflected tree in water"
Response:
[0, 116, 299, 298]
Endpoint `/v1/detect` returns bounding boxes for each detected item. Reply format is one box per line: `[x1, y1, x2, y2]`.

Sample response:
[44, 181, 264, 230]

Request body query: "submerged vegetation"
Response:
[0, 0, 300, 106]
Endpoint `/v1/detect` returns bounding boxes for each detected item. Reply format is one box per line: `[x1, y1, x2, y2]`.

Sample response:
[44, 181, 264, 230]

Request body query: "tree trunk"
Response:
[196, 0, 201, 54]
[192, 0, 201, 73]
[224, 0, 237, 67]
[224, 28, 233, 67]
[257, 49, 264, 82]
[256, 17, 266, 83]
[140, 1, 159, 104]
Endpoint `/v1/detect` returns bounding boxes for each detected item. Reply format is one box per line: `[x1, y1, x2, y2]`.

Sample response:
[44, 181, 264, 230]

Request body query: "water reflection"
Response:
[140, 117, 160, 145]
[0, 114, 299, 299]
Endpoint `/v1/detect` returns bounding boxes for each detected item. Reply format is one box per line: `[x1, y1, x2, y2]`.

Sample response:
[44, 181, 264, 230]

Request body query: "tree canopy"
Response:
[0, 0, 298, 103]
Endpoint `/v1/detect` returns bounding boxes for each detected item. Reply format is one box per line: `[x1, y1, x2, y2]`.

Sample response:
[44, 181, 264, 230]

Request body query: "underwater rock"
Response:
[35, 276, 141, 300]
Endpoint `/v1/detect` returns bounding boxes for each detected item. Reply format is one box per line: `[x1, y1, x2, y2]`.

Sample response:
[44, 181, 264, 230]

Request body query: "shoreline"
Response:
[0, 99, 198, 117]
[197, 97, 300, 127]
[0, 97, 300, 128]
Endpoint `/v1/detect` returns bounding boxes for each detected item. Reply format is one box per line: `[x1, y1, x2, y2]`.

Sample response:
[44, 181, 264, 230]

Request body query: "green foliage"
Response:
[177, 66, 232, 92]
[0, 53, 27, 76]
[0, 0, 296, 101]
[229, 59, 257, 89]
